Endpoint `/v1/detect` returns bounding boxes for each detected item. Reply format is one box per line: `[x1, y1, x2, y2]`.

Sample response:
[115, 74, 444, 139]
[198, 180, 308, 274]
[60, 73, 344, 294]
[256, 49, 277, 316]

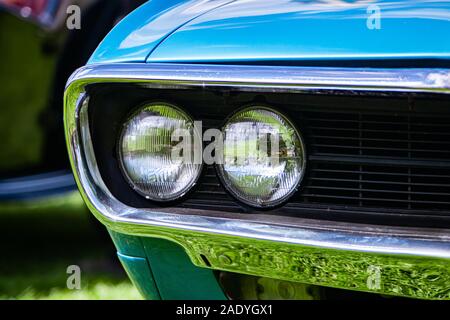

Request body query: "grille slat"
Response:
[315, 169, 450, 179]
[313, 143, 450, 154]
[304, 186, 450, 197]
[300, 194, 450, 206]
[310, 177, 450, 188]
[309, 126, 450, 137]
[312, 168, 450, 178]
[313, 135, 450, 145]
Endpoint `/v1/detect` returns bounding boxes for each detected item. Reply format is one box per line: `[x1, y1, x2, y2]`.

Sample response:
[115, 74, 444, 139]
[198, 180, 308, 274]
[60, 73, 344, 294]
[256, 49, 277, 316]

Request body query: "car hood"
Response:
[89, 0, 236, 64]
[146, 0, 450, 64]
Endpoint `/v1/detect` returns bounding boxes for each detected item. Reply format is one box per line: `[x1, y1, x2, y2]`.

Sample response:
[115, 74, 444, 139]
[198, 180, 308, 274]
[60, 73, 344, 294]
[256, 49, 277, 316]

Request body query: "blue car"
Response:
[65, 0, 450, 300]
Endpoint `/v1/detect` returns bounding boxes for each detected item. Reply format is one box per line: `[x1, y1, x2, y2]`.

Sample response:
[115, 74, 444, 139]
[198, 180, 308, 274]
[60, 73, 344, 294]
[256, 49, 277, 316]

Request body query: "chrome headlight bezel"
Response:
[216, 105, 307, 208]
[117, 101, 203, 202]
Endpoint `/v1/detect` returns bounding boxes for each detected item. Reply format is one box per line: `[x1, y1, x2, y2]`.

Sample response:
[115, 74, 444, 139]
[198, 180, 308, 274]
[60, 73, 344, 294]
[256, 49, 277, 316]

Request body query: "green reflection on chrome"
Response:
[102, 221, 450, 300]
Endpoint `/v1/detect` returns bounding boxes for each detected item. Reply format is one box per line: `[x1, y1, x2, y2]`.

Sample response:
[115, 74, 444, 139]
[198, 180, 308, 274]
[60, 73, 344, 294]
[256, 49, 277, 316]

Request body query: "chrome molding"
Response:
[68, 63, 450, 93]
[65, 63, 450, 299]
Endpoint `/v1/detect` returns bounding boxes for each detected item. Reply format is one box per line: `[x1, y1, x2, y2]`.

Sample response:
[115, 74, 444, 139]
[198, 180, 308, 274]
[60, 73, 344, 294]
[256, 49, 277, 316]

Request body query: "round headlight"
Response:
[118, 102, 202, 201]
[217, 106, 305, 208]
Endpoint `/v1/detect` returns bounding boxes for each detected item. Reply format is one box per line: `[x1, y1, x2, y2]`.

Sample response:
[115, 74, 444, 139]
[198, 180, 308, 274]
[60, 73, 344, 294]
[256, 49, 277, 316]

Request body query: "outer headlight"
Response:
[217, 106, 306, 208]
[118, 102, 202, 202]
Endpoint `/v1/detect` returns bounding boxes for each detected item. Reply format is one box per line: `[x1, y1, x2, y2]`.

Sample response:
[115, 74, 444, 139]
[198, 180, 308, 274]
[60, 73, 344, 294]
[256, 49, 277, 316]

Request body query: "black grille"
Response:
[89, 84, 450, 227]
[306, 111, 450, 160]
[302, 162, 450, 211]
[184, 104, 450, 224]
[300, 110, 450, 211]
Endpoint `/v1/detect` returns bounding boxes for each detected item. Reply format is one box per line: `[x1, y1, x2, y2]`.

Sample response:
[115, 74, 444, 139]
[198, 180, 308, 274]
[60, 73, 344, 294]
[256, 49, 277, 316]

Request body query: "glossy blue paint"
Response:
[146, 0, 450, 63]
[88, 0, 236, 64]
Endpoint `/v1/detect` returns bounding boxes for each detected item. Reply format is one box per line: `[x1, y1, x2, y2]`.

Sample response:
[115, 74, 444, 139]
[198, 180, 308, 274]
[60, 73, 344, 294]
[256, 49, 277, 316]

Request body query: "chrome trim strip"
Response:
[65, 63, 450, 299]
[68, 63, 450, 93]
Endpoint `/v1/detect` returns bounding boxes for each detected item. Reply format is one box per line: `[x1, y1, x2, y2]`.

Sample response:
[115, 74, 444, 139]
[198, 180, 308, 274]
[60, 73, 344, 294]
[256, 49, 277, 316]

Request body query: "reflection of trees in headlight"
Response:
[119, 103, 202, 201]
[217, 107, 305, 208]
[224, 121, 282, 167]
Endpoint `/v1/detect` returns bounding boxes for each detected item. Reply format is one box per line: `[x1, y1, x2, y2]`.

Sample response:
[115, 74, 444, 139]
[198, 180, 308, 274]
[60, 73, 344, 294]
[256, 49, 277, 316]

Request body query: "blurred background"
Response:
[0, 0, 146, 299]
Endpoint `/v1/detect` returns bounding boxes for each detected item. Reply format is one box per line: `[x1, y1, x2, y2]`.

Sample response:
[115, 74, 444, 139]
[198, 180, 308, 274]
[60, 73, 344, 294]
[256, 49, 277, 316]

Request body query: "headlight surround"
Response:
[118, 102, 202, 202]
[217, 106, 306, 208]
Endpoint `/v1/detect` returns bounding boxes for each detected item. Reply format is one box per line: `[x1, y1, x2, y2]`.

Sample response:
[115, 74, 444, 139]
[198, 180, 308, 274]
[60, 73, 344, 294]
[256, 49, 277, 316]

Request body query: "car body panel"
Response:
[146, 0, 450, 63]
[117, 252, 161, 300]
[88, 0, 236, 64]
[142, 237, 227, 300]
[110, 231, 226, 300]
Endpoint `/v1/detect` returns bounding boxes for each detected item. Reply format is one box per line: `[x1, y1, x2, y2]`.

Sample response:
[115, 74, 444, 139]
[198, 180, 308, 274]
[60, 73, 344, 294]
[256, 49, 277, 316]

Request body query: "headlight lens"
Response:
[217, 107, 305, 208]
[119, 103, 202, 201]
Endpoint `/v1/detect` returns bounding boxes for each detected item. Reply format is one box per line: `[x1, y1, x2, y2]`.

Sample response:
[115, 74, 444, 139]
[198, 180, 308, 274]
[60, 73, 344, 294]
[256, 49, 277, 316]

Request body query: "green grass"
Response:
[0, 193, 142, 300]
[0, 260, 142, 300]
[15, 282, 142, 300]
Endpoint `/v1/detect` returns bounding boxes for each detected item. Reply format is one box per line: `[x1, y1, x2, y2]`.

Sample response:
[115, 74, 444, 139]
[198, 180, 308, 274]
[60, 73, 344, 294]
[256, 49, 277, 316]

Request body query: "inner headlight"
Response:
[217, 106, 306, 208]
[118, 102, 202, 202]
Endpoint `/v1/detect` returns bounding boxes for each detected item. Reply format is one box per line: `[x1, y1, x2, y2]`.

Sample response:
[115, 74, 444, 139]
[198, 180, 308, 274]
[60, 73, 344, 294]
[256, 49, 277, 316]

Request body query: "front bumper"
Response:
[65, 63, 450, 299]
